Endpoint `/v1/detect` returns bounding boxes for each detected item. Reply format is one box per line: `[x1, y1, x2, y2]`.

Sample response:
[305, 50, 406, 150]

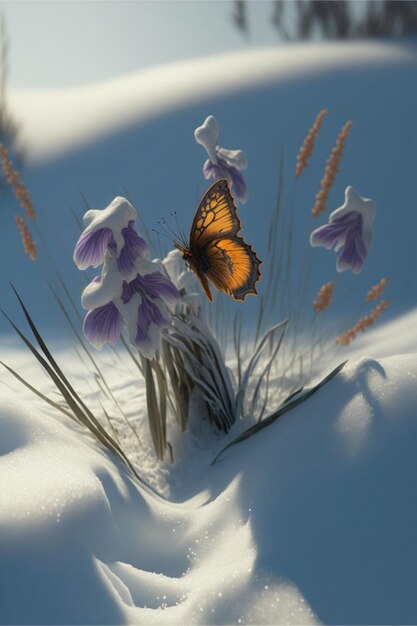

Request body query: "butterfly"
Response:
[175, 178, 262, 302]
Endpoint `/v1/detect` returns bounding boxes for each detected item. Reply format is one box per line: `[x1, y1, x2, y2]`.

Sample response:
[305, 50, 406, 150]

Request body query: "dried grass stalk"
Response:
[312, 120, 352, 217]
[165, 316, 236, 433]
[336, 299, 391, 346]
[367, 278, 388, 302]
[313, 281, 334, 313]
[143, 356, 167, 461]
[296, 109, 328, 177]
[15, 215, 37, 260]
[0, 143, 35, 219]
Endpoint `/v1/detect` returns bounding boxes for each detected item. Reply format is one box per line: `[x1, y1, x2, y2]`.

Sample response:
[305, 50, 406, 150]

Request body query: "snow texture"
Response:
[1, 334, 417, 624]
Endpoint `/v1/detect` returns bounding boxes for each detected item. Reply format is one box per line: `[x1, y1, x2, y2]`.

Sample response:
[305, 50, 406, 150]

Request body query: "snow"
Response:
[1, 319, 417, 623]
[1, 38, 417, 624]
[10, 40, 413, 163]
[78, 196, 137, 263]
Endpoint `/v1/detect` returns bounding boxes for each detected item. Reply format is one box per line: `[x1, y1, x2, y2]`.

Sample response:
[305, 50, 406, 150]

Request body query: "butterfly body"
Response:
[176, 179, 262, 302]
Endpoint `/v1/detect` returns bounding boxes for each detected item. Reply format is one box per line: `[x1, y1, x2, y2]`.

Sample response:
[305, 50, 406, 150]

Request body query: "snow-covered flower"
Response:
[310, 186, 377, 274]
[83, 300, 123, 351]
[75, 197, 181, 358]
[157, 249, 200, 313]
[81, 255, 125, 350]
[81, 254, 179, 358]
[121, 271, 179, 357]
[73, 196, 149, 276]
[194, 115, 248, 203]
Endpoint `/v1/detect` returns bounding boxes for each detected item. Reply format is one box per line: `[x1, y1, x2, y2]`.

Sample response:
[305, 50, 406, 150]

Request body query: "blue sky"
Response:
[3, 1, 285, 88]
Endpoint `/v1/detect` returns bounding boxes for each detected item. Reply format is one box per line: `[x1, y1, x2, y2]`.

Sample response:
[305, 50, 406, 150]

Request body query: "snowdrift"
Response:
[1, 350, 417, 624]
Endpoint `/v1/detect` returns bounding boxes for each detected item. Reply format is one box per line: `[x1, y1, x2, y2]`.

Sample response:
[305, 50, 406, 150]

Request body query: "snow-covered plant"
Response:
[70, 112, 390, 464]
[310, 185, 377, 274]
[67, 126, 289, 457]
[2, 110, 390, 476]
[195, 114, 248, 203]
[72, 190, 287, 459]
[74, 198, 181, 359]
[210, 112, 389, 461]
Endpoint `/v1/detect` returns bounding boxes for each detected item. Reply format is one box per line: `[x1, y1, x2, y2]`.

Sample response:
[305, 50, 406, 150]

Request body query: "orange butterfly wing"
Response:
[190, 178, 242, 248]
[204, 236, 261, 301]
[188, 179, 262, 301]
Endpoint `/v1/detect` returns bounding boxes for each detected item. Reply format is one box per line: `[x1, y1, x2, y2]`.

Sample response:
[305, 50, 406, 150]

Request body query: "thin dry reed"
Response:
[336, 299, 391, 346]
[296, 109, 328, 177]
[15, 215, 37, 260]
[313, 281, 334, 313]
[312, 120, 352, 217]
[0, 143, 35, 219]
[367, 278, 388, 302]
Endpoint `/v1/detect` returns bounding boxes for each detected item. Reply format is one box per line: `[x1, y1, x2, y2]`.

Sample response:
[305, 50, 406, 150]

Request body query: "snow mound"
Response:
[10, 40, 414, 162]
[1, 350, 417, 624]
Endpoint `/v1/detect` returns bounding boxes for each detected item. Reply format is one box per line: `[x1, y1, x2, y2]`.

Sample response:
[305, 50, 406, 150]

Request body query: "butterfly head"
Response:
[174, 242, 190, 257]
[174, 242, 198, 271]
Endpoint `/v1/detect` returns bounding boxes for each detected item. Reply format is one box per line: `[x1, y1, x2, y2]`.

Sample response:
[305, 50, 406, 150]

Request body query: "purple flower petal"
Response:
[203, 157, 248, 203]
[138, 272, 179, 303]
[337, 227, 368, 274]
[135, 297, 169, 355]
[118, 221, 149, 275]
[310, 210, 371, 274]
[203, 159, 224, 180]
[74, 228, 115, 270]
[121, 271, 179, 305]
[83, 302, 122, 348]
[227, 166, 248, 203]
[121, 279, 136, 304]
[310, 212, 360, 250]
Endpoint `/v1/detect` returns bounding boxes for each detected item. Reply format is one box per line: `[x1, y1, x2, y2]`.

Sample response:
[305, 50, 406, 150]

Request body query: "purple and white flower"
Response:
[194, 115, 248, 203]
[81, 251, 179, 358]
[120, 271, 179, 358]
[310, 186, 377, 274]
[76, 197, 180, 358]
[81, 255, 125, 350]
[73, 196, 149, 276]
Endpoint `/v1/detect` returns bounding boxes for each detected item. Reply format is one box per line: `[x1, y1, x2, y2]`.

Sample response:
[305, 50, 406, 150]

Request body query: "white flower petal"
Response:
[83, 209, 101, 226]
[330, 186, 376, 230]
[194, 115, 219, 164]
[82, 196, 137, 252]
[81, 254, 124, 310]
[216, 147, 248, 170]
[117, 292, 142, 347]
[162, 249, 183, 283]
[178, 269, 197, 292]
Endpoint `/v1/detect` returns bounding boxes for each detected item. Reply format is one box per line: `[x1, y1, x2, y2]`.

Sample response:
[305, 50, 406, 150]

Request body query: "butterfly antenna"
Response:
[161, 217, 178, 240]
[172, 211, 188, 247]
[152, 222, 175, 243]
